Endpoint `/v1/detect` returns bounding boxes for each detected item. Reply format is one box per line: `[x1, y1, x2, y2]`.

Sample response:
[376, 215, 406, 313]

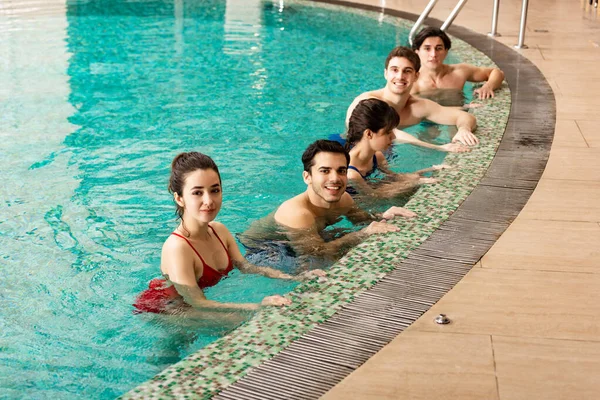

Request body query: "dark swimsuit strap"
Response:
[347, 165, 366, 179]
[171, 226, 230, 272]
[348, 154, 378, 180]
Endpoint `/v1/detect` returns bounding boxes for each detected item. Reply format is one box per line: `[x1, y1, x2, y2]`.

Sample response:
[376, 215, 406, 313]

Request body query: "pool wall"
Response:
[123, 1, 554, 399]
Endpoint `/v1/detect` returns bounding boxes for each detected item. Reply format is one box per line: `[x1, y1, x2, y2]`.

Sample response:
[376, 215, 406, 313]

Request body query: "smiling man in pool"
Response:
[411, 27, 505, 100]
[346, 46, 479, 147]
[239, 140, 417, 268]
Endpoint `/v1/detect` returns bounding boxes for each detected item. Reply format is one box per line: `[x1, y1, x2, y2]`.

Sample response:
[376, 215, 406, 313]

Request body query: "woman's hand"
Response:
[438, 142, 471, 153]
[382, 206, 418, 220]
[261, 295, 292, 307]
[418, 177, 439, 185]
[297, 269, 327, 281]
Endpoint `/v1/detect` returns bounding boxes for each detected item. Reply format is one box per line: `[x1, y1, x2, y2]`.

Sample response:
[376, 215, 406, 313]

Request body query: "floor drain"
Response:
[434, 314, 451, 325]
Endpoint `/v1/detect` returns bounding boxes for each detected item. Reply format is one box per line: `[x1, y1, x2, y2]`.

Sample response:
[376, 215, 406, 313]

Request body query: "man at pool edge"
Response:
[241, 140, 417, 265]
[346, 46, 479, 147]
[411, 27, 505, 99]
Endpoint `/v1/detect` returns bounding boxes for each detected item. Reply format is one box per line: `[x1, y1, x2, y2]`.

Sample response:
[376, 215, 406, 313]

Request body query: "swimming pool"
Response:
[0, 0, 479, 398]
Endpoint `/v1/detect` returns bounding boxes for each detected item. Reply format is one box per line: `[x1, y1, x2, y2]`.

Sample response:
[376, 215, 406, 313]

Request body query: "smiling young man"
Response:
[411, 28, 505, 99]
[240, 140, 416, 265]
[347, 46, 479, 147]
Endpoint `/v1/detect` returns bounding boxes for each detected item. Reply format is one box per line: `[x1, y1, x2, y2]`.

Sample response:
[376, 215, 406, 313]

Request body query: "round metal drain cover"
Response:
[434, 314, 451, 325]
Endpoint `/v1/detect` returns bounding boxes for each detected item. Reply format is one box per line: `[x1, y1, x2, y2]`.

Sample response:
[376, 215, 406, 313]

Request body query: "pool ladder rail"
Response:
[407, 0, 530, 49]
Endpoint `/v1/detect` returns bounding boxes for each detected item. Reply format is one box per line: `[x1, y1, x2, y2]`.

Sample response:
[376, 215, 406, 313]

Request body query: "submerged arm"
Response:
[364, 157, 439, 196]
[225, 223, 326, 280]
[171, 282, 260, 311]
[423, 100, 478, 146]
[393, 128, 470, 153]
[284, 225, 371, 261]
[277, 206, 398, 260]
[164, 227, 291, 311]
[348, 174, 423, 199]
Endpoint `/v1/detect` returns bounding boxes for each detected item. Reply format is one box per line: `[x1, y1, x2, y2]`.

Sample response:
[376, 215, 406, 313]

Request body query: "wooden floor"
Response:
[322, 1, 600, 399]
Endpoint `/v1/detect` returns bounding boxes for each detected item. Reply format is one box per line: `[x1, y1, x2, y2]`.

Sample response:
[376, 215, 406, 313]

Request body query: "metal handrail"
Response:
[408, 0, 468, 45]
[488, 0, 501, 37]
[514, 0, 529, 49]
[440, 0, 469, 31]
[408, 0, 439, 46]
[409, 0, 529, 49]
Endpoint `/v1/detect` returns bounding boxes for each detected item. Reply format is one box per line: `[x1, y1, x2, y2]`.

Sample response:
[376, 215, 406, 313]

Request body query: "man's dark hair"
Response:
[384, 46, 421, 72]
[302, 140, 350, 173]
[412, 27, 452, 51]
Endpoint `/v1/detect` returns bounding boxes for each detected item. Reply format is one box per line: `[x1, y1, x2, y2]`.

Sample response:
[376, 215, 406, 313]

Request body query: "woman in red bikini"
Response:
[134, 152, 325, 315]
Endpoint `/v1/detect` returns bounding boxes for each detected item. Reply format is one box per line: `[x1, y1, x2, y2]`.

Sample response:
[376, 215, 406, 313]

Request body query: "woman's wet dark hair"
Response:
[168, 152, 221, 222]
[346, 99, 400, 148]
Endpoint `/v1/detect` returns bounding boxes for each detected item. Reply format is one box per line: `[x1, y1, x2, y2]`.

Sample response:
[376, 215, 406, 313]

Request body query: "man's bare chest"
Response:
[421, 73, 466, 91]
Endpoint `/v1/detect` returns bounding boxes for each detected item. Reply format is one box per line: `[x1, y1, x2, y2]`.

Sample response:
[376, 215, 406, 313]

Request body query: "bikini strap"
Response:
[347, 165, 366, 179]
[171, 232, 208, 268]
[208, 225, 232, 266]
[372, 154, 378, 170]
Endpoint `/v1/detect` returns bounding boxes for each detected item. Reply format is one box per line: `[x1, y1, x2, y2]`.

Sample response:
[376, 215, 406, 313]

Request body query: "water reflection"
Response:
[224, 0, 263, 55]
[1, 0, 450, 397]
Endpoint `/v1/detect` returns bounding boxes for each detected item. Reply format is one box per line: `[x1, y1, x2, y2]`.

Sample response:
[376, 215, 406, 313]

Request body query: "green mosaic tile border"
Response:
[122, 3, 511, 399]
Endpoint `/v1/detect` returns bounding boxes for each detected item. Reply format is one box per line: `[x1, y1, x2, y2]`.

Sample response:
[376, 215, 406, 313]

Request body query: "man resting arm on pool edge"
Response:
[273, 140, 416, 261]
[411, 27, 505, 100]
[346, 46, 478, 147]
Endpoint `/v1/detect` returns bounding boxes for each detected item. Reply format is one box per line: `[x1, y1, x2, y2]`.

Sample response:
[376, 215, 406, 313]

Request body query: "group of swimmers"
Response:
[134, 28, 504, 316]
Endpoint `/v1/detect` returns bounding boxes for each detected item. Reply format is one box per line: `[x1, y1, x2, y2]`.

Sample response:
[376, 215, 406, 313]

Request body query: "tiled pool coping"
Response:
[123, 2, 554, 399]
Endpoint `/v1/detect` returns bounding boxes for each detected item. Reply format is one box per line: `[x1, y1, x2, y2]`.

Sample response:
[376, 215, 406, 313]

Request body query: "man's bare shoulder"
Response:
[354, 89, 385, 102]
[448, 63, 477, 76]
[337, 192, 356, 211]
[411, 78, 427, 93]
[274, 195, 316, 229]
[406, 94, 431, 109]
[403, 95, 442, 121]
[347, 89, 387, 124]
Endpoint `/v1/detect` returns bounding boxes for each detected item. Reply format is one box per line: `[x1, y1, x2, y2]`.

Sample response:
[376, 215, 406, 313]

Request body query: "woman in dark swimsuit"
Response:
[346, 98, 450, 199]
[135, 152, 325, 315]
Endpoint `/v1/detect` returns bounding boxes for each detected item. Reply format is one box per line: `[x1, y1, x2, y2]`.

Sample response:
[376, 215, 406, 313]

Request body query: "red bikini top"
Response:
[171, 225, 234, 288]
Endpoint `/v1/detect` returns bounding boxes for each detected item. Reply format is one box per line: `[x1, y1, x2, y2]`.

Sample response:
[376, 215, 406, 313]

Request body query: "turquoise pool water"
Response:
[1, 0, 465, 398]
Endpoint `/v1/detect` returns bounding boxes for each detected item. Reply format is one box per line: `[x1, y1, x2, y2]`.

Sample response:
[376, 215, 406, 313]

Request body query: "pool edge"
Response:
[210, 3, 555, 400]
[121, 2, 554, 399]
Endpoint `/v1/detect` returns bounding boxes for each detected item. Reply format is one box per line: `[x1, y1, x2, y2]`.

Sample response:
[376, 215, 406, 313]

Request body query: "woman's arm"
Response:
[412, 164, 452, 175]
[163, 236, 289, 311]
[349, 157, 432, 199]
[349, 175, 421, 198]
